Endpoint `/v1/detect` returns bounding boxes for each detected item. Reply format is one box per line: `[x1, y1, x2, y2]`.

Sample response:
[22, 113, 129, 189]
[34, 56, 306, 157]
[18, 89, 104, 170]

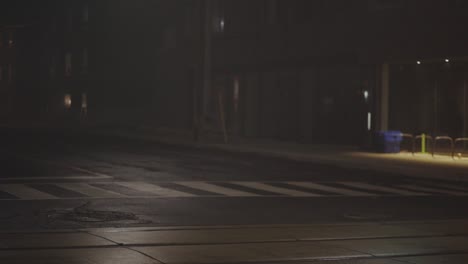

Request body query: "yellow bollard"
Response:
[421, 133, 426, 153]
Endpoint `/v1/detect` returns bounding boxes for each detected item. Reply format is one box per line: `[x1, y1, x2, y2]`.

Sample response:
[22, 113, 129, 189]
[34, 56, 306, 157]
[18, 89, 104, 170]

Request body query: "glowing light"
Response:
[367, 112, 372, 131]
[417, 61, 421, 65]
[363, 90, 369, 101]
[64, 94, 72, 109]
[445, 58, 450, 63]
[220, 19, 225, 32]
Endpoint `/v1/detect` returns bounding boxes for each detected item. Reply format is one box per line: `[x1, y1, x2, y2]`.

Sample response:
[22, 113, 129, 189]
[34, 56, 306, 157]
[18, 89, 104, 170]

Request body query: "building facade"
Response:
[3, 0, 468, 146]
[157, 0, 468, 145]
[158, 0, 376, 144]
[0, 24, 44, 121]
[16, 0, 167, 126]
[0, 26, 19, 117]
[36, 1, 91, 121]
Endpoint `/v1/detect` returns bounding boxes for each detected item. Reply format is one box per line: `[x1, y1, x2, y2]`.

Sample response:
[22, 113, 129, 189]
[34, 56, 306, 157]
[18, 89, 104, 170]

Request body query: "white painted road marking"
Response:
[0, 181, 466, 200]
[176, 182, 258, 197]
[339, 182, 427, 196]
[0, 184, 58, 200]
[0, 176, 112, 181]
[231, 182, 321, 197]
[288, 182, 373, 196]
[115, 182, 194, 197]
[434, 183, 468, 192]
[56, 183, 126, 198]
[398, 185, 468, 196]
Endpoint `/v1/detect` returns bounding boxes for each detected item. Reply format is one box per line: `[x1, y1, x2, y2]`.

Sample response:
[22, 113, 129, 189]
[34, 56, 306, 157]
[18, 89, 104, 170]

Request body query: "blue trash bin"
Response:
[375, 131, 402, 153]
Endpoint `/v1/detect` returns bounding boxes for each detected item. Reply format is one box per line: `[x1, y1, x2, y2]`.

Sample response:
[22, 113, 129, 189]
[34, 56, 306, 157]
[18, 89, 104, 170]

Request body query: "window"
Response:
[213, 16, 225, 33]
[162, 27, 176, 50]
[265, 0, 278, 24]
[81, 93, 88, 116]
[64, 94, 72, 109]
[51, 21, 57, 33]
[184, 6, 193, 36]
[67, 8, 73, 32]
[212, 1, 225, 33]
[82, 48, 88, 73]
[8, 64, 13, 83]
[8, 32, 13, 48]
[0, 32, 6, 48]
[81, 93, 87, 109]
[50, 55, 56, 78]
[65, 52, 72, 77]
[83, 4, 89, 23]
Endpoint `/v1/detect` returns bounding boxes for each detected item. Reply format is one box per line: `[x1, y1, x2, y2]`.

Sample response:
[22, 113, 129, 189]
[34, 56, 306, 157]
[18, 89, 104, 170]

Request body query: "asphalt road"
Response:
[1, 127, 468, 231]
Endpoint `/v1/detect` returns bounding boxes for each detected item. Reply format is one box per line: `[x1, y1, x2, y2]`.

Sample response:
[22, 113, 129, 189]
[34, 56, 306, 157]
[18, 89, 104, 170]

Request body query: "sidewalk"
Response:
[3, 121, 467, 182]
[2, 220, 468, 263]
[88, 126, 468, 182]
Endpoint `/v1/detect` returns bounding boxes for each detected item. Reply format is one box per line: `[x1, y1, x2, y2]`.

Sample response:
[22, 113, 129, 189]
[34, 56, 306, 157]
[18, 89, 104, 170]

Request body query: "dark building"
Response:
[9, 0, 167, 126]
[0, 26, 19, 117]
[379, 0, 468, 139]
[4, 0, 468, 146]
[0, 24, 43, 121]
[157, 0, 468, 144]
[35, 1, 91, 121]
[158, 0, 376, 144]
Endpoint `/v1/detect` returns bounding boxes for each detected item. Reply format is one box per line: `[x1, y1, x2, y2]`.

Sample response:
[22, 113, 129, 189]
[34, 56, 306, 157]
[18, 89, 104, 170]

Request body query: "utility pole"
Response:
[379, 63, 389, 131]
[433, 80, 438, 137]
[463, 80, 467, 150]
[196, 0, 212, 141]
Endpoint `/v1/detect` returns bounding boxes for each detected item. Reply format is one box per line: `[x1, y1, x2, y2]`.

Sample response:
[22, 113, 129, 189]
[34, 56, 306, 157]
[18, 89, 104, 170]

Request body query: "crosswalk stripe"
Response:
[56, 183, 126, 198]
[0, 181, 466, 200]
[176, 182, 258, 197]
[231, 182, 321, 197]
[434, 183, 468, 192]
[398, 184, 468, 196]
[0, 184, 57, 200]
[288, 182, 373, 196]
[339, 182, 427, 196]
[115, 182, 194, 197]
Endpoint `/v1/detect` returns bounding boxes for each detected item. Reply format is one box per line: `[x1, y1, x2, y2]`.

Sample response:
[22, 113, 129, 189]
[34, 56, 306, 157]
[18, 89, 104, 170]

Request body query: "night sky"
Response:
[0, 1, 47, 25]
[1, 0, 468, 61]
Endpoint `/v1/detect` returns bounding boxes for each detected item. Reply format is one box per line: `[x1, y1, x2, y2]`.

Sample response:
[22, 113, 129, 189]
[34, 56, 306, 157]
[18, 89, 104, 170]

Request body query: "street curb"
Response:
[86, 129, 468, 183]
[2, 124, 466, 183]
